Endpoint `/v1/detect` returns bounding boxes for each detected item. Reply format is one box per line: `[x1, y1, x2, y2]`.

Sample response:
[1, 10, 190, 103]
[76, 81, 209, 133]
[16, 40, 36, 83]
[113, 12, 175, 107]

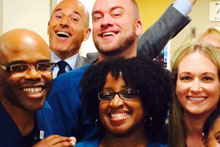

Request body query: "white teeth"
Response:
[56, 32, 70, 37]
[23, 87, 42, 93]
[103, 32, 114, 37]
[111, 113, 127, 118]
[188, 97, 206, 101]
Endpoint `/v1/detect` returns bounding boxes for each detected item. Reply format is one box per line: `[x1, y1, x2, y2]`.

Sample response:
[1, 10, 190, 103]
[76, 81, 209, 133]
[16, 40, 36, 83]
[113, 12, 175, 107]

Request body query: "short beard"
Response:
[95, 34, 135, 57]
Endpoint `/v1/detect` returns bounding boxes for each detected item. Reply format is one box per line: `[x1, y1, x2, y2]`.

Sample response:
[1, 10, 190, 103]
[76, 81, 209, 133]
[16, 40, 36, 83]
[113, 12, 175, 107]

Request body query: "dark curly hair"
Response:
[203, 108, 220, 142]
[79, 56, 172, 143]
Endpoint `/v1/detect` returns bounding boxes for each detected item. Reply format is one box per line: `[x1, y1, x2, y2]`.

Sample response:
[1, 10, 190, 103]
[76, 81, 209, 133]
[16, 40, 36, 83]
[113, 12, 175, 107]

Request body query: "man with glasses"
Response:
[0, 29, 75, 147]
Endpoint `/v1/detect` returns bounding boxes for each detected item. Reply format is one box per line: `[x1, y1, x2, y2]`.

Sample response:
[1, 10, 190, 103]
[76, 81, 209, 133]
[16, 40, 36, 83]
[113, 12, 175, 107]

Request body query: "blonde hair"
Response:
[169, 42, 220, 147]
[199, 27, 220, 42]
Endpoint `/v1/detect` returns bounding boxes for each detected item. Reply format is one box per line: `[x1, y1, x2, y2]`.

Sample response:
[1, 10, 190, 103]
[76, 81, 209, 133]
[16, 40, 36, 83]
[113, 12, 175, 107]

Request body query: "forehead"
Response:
[53, 0, 87, 17]
[93, 0, 133, 14]
[178, 51, 217, 73]
[1, 35, 50, 63]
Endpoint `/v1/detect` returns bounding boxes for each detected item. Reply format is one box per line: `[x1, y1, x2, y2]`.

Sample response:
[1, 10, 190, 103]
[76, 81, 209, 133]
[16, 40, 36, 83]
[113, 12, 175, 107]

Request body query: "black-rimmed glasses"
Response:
[0, 61, 55, 73]
[98, 88, 139, 101]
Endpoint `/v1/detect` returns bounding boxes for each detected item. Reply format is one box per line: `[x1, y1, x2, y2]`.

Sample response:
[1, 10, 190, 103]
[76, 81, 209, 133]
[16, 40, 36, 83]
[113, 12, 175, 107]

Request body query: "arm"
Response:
[137, 0, 196, 58]
[33, 135, 76, 147]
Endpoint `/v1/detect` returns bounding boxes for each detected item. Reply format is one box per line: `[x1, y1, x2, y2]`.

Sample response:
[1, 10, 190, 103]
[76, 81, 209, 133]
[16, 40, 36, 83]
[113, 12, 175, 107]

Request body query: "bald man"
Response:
[0, 29, 75, 147]
[48, 0, 195, 78]
[47, 0, 197, 143]
[48, 0, 93, 78]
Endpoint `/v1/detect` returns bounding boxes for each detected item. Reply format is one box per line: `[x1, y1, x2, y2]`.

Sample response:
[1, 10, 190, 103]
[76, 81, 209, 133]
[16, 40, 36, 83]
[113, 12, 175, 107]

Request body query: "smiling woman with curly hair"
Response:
[76, 56, 172, 147]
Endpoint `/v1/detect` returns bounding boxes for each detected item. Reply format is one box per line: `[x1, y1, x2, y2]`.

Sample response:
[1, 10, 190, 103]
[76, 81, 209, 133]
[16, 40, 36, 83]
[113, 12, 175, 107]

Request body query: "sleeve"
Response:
[137, 5, 190, 58]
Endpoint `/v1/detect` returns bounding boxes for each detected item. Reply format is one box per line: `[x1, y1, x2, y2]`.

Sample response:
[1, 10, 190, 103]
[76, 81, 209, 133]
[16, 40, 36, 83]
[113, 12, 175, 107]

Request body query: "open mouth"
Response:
[56, 31, 71, 38]
[101, 31, 118, 38]
[110, 112, 129, 118]
[22, 86, 44, 95]
[187, 96, 207, 102]
[101, 32, 114, 37]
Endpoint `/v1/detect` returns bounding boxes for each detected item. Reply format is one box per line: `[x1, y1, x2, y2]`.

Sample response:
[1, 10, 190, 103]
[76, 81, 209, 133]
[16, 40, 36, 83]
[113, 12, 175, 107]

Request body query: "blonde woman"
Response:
[169, 43, 220, 147]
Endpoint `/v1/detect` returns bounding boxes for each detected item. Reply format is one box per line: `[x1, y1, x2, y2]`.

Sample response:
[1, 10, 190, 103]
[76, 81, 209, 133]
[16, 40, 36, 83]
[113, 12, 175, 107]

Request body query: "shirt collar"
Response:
[50, 50, 78, 69]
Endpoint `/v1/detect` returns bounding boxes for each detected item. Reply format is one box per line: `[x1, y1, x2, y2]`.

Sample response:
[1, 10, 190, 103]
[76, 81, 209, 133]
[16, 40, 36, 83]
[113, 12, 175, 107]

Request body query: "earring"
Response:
[144, 115, 152, 124]
[95, 118, 103, 128]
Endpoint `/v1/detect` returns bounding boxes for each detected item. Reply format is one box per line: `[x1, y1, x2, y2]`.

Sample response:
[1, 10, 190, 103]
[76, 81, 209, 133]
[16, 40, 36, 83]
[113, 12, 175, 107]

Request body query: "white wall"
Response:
[0, 0, 97, 56]
[0, 0, 3, 35]
[78, 0, 97, 56]
[1, 0, 51, 43]
[170, 0, 220, 53]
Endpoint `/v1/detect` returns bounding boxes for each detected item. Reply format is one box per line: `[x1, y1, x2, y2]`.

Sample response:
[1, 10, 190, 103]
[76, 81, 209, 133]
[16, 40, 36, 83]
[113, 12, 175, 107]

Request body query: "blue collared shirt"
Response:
[0, 101, 56, 147]
[51, 51, 78, 79]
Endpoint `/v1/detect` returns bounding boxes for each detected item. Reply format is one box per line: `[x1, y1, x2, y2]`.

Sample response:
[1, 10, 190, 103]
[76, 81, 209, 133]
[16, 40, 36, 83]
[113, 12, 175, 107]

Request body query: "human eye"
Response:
[37, 62, 51, 71]
[54, 12, 62, 19]
[202, 76, 213, 82]
[179, 73, 192, 82]
[216, 134, 220, 143]
[180, 76, 191, 81]
[111, 9, 123, 18]
[71, 15, 80, 22]
[92, 13, 102, 21]
[120, 88, 139, 99]
[98, 90, 113, 101]
[10, 64, 29, 73]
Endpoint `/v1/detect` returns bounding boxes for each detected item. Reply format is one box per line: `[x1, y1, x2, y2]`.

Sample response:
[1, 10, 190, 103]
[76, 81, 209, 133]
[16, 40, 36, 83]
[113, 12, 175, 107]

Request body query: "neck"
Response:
[100, 123, 147, 147]
[1, 99, 35, 136]
[184, 111, 210, 147]
[52, 49, 78, 60]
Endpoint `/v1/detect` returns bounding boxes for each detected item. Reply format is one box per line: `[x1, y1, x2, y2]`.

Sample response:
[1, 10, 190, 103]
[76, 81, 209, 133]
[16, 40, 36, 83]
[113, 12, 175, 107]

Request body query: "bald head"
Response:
[48, 0, 91, 59]
[0, 29, 53, 112]
[51, 0, 89, 28]
[0, 29, 50, 64]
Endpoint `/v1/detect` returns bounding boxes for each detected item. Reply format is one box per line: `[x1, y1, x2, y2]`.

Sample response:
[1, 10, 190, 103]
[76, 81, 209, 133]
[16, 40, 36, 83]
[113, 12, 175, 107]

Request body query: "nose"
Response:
[190, 78, 202, 92]
[60, 16, 70, 27]
[25, 66, 41, 80]
[109, 94, 124, 108]
[100, 15, 113, 29]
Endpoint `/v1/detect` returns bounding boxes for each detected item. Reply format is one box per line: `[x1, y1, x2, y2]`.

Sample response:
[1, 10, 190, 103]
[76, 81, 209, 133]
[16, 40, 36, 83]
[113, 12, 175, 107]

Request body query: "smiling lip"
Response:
[108, 112, 130, 126]
[100, 31, 118, 39]
[186, 95, 207, 102]
[21, 86, 45, 99]
[55, 31, 72, 38]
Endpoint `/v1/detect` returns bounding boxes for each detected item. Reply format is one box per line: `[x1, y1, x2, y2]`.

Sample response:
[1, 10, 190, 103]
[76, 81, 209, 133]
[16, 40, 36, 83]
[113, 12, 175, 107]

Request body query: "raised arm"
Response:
[137, 0, 197, 58]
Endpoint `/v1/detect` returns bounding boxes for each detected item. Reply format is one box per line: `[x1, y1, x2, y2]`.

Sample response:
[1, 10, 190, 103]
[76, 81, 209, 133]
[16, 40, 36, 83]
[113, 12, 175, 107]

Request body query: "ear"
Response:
[202, 132, 207, 147]
[83, 28, 91, 41]
[47, 21, 50, 35]
[135, 19, 143, 36]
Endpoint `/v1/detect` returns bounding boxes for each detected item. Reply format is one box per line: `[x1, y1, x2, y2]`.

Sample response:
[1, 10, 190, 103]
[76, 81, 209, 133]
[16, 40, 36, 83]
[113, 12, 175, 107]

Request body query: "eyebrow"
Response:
[179, 71, 216, 76]
[54, 8, 81, 17]
[8, 59, 50, 65]
[92, 6, 123, 15]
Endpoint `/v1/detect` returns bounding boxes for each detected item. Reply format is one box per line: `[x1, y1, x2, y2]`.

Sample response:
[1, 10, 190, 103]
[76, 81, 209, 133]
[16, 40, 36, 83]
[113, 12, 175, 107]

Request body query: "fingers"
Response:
[33, 135, 76, 147]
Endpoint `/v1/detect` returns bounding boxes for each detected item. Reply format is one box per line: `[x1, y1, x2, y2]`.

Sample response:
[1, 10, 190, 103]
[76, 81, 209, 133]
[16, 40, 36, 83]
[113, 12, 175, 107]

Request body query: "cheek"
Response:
[99, 102, 109, 121]
[176, 81, 186, 98]
[209, 82, 220, 96]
